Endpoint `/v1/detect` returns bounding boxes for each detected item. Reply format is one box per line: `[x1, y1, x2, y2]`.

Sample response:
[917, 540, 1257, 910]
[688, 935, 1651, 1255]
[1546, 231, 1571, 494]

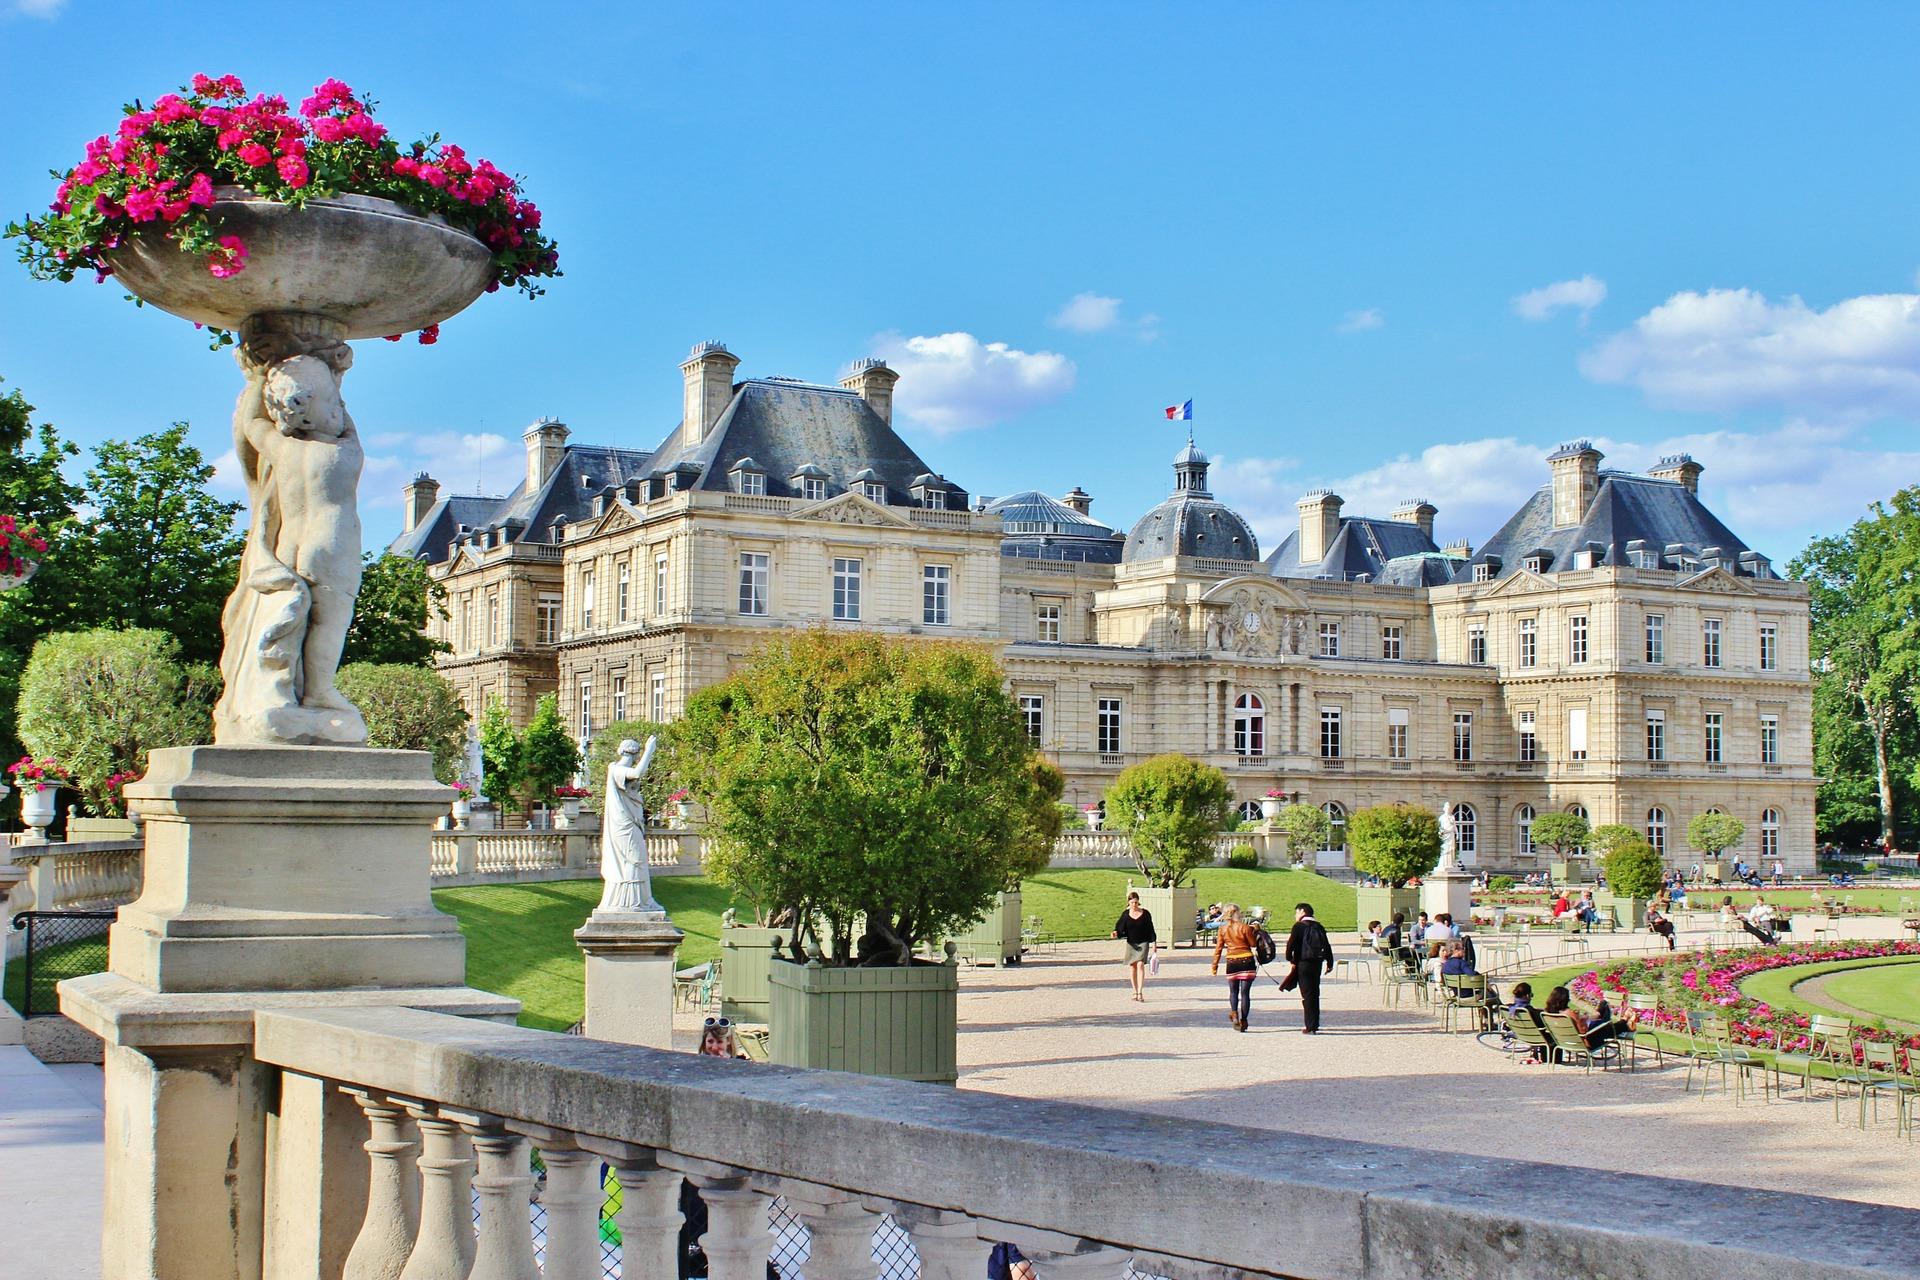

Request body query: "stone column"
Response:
[574, 910, 685, 1047]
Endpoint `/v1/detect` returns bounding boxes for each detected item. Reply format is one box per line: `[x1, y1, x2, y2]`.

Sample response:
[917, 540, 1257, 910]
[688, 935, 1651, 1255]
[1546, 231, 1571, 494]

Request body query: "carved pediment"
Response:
[1482, 569, 1554, 597]
[1198, 578, 1308, 657]
[583, 503, 641, 538]
[1199, 574, 1309, 610]
[791, 491, 916, 528]
[1676, 566, 1759, 595]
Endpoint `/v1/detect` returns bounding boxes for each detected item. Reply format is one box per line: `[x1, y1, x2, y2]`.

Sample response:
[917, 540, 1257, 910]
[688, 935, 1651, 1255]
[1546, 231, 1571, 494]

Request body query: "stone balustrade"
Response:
[428, 828, 707, 887]
[249, 1002, 1918, 1280]
[1048, 830, 1300, 869]
[2, 840, 143, 952]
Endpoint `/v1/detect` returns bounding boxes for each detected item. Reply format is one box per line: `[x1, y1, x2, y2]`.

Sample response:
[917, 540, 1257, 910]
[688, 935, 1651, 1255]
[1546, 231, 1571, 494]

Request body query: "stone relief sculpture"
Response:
[214, 316, 367, 746]
[596, 735, 663, 916]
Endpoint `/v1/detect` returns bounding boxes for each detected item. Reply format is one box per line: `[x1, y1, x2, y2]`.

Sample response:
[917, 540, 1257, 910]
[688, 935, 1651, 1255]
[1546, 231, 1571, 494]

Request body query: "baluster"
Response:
[663, 1157, 771, 1280]
[1027, 1243, 1133, 1279]
[582, 1139, 682, 1279]
[778, 1185, 880, 1280]
[396, 1102, 476, 1280]
[444, 1109, 539, 1280]
[340, 1088, 421, 1280]
[513, 1123, 602, 1280]
[894, 1208, 991, 1280]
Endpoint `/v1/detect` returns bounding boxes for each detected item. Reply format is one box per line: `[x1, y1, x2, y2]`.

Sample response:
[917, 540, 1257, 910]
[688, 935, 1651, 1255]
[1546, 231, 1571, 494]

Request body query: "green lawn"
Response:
[1020, 867, 1355, 940]
[1685, 887, 1916, 913]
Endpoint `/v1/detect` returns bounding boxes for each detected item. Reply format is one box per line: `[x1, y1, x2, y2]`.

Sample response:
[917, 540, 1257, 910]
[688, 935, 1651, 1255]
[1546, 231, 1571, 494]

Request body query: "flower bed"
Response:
[1568, 943, 1920, 1061]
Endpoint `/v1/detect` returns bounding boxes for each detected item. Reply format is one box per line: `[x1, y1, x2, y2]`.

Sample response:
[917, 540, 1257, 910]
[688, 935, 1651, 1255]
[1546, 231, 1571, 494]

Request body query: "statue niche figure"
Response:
[214, 316, 367, 746]
[596, 735, 663, 916]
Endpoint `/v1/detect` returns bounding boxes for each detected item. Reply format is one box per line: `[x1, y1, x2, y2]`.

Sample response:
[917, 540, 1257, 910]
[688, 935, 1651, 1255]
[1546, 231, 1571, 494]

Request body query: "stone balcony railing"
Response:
[429, 827, 706, 886]
[244, 1002, 1914, 1280]
[1, 839, 144, 956]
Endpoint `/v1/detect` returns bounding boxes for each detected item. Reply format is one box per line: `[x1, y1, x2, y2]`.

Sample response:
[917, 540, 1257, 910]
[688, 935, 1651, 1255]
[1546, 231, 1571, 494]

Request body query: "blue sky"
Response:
[5, 3, 1919, 559]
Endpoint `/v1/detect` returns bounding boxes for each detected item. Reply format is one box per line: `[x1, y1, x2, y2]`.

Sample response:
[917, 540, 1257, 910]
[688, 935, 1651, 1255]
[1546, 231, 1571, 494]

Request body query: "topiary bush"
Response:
[1106, 754, 1235, 888]
[336, 662, 467, 782]
[1490, 874, 1516, 891]
[1226, 843, 1259, 870]
[1602, 838, 1669, 900]
[1349, 803, 1441, 887]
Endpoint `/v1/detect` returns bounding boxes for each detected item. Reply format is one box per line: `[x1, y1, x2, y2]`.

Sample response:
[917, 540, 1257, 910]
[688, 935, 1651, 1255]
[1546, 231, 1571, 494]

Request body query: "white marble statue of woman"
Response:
[1437, 802, 1461, 873]
[596, 735, 662, 916]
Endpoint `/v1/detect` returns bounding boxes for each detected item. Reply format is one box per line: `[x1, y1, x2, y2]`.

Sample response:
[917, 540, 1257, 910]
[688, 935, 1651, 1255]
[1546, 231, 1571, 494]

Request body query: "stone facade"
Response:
[399, 344, 1816, 871]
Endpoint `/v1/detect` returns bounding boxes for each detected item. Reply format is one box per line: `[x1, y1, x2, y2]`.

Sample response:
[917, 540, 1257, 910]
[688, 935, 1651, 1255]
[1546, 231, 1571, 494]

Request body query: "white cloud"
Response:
[9, 0, 67, 16]
[1512, 275, 1607, 322]
[1051, 292, 1124, 333]
[1336, 308, 1384, 334]
[1580, 286, 1920, 417]
[872, 331, 1076, 434]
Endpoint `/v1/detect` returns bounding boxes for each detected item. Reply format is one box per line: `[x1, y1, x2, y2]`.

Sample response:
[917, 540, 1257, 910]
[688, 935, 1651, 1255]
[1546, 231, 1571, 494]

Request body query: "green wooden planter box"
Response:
[1355, 886, 1421, 932]
[64, 817, 138, 842]
[1596, 892, 1649, 929]
[1550, 859, 1592, 885]
[954, 889, 1023, 966]
[1133, 884, 1197, 947]
[718, 926, 786, 1023]
[768, 958, 958, 1084]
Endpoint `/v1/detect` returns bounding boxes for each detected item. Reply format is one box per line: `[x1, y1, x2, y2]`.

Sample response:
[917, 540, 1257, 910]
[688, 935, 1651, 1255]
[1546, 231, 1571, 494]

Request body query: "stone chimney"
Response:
[1062, 486, 1093, 516]
[839, 358, 900, 426]
[402, 472, 440, 533]
[523, 418, 570, 492]
[1649, 452, 1703, 494]
[680, 341, 741, 445]
[1546, 440, 1604, 528]
[1391, 498, 1437, 542]
[1296, 490, 1344, 565]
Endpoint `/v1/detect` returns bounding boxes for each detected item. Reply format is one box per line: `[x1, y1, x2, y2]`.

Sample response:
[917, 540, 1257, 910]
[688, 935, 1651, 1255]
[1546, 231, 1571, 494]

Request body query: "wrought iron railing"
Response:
[9, 909, 114, 1017]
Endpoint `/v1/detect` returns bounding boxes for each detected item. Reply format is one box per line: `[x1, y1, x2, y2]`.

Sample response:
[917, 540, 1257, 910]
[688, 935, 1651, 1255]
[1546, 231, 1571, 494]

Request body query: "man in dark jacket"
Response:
[1284, 902, 1336, 1034]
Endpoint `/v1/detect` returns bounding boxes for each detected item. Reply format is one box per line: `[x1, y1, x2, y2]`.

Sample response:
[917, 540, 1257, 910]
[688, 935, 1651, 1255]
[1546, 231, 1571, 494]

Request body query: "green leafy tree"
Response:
[519, 693, 580, 806]
[1005, 757, 1066, 886]
[82, 423, 243, 667]
[1531, 812, 1590, 864]
[1106, 754, 1234, 888]
[679, 630, 1043, 965]
[335, 663, 468, 782]
[477, 698, 522, 810]
[16, 629, 213, 816]
[1586, 824, 1640, 862]
[1348, 803, 1441, 887]
[1274, 802, 1330, 862]
[344, 552, 451, 667]
[1602, 838, 1666, 899]
[1687, 811, 1747, 860]
[585, 719, 683, 816]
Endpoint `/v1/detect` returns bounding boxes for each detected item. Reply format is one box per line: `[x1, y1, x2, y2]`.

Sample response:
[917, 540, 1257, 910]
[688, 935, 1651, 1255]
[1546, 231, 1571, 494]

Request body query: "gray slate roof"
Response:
[1122, 447, 1261, 563]
[1265, 515, 1448, 582]
[388, 444, 654, 563]
[986, 491, 1124, 564]
[641, 379, 961, 506]
[1460, 471, 1775, 581]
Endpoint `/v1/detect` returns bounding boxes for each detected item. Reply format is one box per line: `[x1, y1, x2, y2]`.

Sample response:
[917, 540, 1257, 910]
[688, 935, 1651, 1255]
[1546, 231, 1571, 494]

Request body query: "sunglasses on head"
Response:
[703, 1017, 732, 1029]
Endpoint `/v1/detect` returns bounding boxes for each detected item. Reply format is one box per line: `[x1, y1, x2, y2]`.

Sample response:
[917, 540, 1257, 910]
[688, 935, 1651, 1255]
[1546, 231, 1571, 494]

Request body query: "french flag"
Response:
[1165, 399, 1192, 421]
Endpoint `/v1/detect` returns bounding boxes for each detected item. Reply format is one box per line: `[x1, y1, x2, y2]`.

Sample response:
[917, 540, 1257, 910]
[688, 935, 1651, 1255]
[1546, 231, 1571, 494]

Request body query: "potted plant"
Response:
[551, 783, 591, 823]
[1349, 803, 1440, 927]
[0, 515, 48, 591]
[1260, 788, 1285, 822]
[666, 789, 691, 829]
[8, 756, 71, 839]
[1598, 837, 1664, 928]
[1687, 812, 1747, 886]
[1106, 754, 1233, 948]
[1084, 802, 1103, 831]
[66, 771, 141, 841]
[954, 758, 1063, 965]
[1531, 812, 1592, 885]
[449, 780, 474, 825]
[1275, 801, 1332, 869]
[682, 630, 1048, 1083]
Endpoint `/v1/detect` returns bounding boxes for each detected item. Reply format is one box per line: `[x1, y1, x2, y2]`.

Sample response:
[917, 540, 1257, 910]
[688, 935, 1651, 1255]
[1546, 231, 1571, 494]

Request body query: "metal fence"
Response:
[9, 910, 115, 1017]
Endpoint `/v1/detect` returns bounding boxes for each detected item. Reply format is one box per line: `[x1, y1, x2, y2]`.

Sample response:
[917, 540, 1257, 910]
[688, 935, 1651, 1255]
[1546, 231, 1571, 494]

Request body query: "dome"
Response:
[1122, 444, 1260, 563]
[988, 490, 1124, 564]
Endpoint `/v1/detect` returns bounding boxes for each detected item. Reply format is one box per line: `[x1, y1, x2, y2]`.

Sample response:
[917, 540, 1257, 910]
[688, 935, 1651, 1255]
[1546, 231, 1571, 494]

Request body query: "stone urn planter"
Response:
[450, 798, 472, 827]
[953, 889, 1024, 966]
[560, 797, 584, 823]
[1260, 796, 1283, 821]
[768, 957, 958, 1084]
[1085, 811, 1102, 832]
[18, 785, 57, 840]
[718, 925, 786, 1023]
[1133, 883, 1198, 948]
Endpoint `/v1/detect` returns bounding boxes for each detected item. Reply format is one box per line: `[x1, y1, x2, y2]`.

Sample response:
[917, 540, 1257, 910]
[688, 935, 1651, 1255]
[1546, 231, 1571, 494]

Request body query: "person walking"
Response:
[1283, 902, 1335, 1034]
[1112, 890, 1157, 1002]
[1209, 904, 1260, 1031]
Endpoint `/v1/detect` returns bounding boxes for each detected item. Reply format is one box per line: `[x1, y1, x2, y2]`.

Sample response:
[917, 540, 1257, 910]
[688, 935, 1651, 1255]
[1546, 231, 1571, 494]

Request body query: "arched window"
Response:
[1761, 808, 1781, 861]
[1236, 800, 1262, 824]
[1453, 802, 1477, 858]
[1233, 693, 1265, 757]
[1516, 804, 1536, 857]
[1321, 802, 1347, 852]
[1567, 803, 1589, 854]
[1646, 806, 1668, 857]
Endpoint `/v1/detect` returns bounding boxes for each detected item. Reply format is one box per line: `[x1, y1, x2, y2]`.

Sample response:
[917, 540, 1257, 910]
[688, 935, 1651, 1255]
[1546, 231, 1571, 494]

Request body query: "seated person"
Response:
[1551, 892, 1571, 918]
[1362, 918, 1383, 946]
[1742, 897, 1780, 945]
[1574, 891, 1600, 928]
[1378, 912, 1405, 952]
[1439, 941, 1476, 979]
[1646, 908, 1677, 951]
[1544, 984, 1624, 1050]
[1506, 982, 1547, 1061]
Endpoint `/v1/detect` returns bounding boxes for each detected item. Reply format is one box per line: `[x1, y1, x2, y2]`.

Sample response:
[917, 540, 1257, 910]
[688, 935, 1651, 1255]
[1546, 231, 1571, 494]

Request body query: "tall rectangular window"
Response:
[487, 592, 500, 648]
[1645, 708, 1666, 762]
[1645, 613, 1664, 664]
[1019, 694, 1044, 745]
[650, 673, 666, 723]
[1517, 618, 1537, 668]
[1704, 712, 1723, 763]
[1318, 621, 1341, 658]
[1319, 707, 1342, 759]
[463, 596, 475, 651]
[1760, 714, 1779, 765]
[1387, 707, 1409, 759]
[654, 554, 668, 616]
[738, 552, 769, 616]
[1036, 604, 1062, 643]
[832, 557, 862, 621]
[536, 593, 561, 645]
[1518, 710, 1538, 761]
[579, 681, 592, 743]
[1569, 706, 1588, 761]
[1381, 625, 1403, 660]
[1097, 698, 1122, 755]
[1468, 623, 1486, 665]
[923, 565, 951, 626]
[1759, 624, 1778, 671]
[1452, 711, 1473, 762]
[580, 570, 595, 632]
[616, 561, 630, 624]
[1569, 615, 1588, 664]
[612, 676, 627, 723]
[1702, 618, 1722, 668]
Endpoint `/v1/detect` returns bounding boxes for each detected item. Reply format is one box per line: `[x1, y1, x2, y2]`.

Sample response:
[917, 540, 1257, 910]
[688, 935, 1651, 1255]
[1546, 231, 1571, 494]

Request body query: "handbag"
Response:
[1148, 945, 1161, 976]
[1279, 964, 1299, 992]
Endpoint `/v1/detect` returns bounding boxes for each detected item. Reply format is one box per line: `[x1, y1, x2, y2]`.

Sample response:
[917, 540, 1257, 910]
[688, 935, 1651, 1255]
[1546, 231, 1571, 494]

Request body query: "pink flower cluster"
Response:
[7, 756, 72, 793]
[0, 514, 49, 579]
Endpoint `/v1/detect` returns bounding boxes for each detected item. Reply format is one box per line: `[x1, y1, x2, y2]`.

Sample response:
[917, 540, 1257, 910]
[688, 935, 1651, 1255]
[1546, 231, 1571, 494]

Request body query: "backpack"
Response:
[1253, 926, 1277, 965]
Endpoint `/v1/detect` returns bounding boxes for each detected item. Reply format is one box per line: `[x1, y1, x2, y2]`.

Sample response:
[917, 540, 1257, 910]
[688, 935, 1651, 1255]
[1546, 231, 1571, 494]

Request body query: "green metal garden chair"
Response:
[1437, 974, 1489, 1033]
[1855, 1042, 1920, 1133]
[1767, 1014, 1851, 1103]
[1543, 1012, 1618, 1073]
[1683, 1012, 1763, 1103]
[1623, 993, 1665, 1070]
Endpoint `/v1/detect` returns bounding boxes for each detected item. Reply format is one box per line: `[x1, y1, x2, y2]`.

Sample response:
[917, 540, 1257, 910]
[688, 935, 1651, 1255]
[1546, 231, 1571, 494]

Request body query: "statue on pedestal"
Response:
[595, 735, 661, 916]
[1437, 802, 1463, 875]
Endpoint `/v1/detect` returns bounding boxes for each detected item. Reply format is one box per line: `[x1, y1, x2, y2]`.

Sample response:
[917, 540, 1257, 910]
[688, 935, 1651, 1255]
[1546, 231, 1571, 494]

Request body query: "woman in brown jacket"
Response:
[1210, 904, 1260, 1031]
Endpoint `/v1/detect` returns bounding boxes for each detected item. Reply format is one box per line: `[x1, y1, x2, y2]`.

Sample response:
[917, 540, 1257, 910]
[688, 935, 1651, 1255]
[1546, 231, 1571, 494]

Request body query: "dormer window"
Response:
[861, 481, 886, 503]
[1473, 562, 1494, 583]
[923, 488, 947, 511]
[730, 457, 767, 496]
[802, 478, 826, 501]
[1523, 554, 1547, 575]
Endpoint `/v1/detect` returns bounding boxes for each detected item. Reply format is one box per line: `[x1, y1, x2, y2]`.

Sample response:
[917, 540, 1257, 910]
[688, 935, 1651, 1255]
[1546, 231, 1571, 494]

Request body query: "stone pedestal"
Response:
[1421, 860, 1474, 926]
[575, 911, 684, 1048]
[58, 745, 518, 1280]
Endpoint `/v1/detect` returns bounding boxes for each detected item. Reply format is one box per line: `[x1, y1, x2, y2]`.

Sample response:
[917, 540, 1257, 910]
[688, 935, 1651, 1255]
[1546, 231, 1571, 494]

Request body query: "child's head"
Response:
[699, 1017, 738, 1057]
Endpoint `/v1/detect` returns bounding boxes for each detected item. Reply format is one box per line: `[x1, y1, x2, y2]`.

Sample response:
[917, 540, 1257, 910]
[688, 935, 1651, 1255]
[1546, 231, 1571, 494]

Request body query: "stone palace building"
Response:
[393, 342, 1816, 871]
